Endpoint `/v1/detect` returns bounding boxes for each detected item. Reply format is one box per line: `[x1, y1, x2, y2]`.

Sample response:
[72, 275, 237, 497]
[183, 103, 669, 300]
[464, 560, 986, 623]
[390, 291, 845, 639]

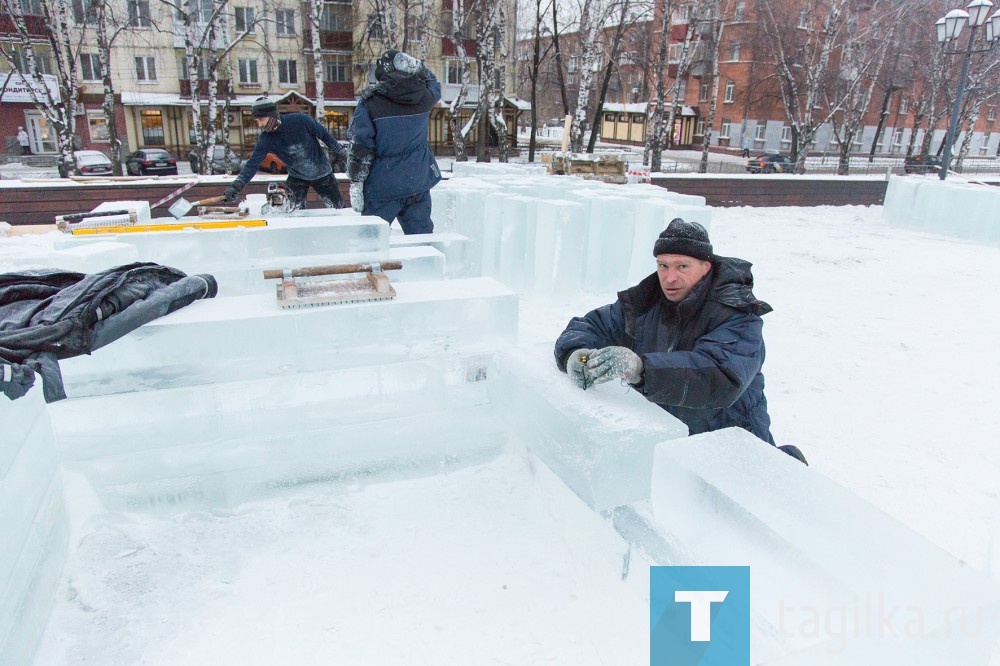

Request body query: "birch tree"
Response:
[160, 0, 259, 174]
[586, 0, 637, 152]
[758, 0, 849, 173]
[825, 1, 900, 175]
[0, 0, 85, 177]
[697, 0, 726, 173]
[568, 0, 618, 152]
[521, 0, 554, 162]
[441, 0, 477, 161]
[643, 0, 672, 170]
[308, 0, 325, 120]
[474, 0, 510, 161]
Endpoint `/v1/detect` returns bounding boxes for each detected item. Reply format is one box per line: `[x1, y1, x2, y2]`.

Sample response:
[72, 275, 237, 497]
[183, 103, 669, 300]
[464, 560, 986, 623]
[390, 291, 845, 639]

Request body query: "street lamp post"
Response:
[935, 0, 1000, 180]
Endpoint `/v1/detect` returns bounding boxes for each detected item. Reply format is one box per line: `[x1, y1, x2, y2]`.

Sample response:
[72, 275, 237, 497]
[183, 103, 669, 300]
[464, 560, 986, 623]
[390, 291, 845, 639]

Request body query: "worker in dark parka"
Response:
[347, 50, 442, 234]
[553, 218, 807, 464]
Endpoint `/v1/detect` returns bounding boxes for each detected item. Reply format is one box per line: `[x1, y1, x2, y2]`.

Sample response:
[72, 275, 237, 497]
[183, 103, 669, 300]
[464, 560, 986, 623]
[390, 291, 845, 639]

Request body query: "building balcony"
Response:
[305, 81, 355, 100]
[301, 30, 353, 51]
[179, 79, 231, 98]
[441, 38, 477, 57]
[0, 14, 49, 36]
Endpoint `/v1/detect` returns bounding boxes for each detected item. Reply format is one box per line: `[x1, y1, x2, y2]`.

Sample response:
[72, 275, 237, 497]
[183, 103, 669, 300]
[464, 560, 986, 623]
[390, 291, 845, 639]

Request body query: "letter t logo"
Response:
[674, 590, 729, 641]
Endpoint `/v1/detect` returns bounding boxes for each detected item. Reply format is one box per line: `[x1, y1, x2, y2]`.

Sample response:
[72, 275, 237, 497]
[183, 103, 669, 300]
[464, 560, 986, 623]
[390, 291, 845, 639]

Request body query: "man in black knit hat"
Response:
[553, 218, 807, 464]
[221, 96, 348, 210]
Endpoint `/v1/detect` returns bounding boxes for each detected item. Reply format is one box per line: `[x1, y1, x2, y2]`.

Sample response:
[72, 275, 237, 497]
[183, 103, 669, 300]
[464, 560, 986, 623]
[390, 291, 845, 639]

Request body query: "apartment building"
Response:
[2, 0, 524, 159]
[518, 0, 1000, 158]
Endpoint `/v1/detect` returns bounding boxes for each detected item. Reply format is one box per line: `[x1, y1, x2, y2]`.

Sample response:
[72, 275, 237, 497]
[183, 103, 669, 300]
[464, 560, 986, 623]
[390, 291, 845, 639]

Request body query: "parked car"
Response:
[188, 146, 243, 174]
[73, 150, 113, 176]
[125, 148, 178, 176]
[259, 152, 287, 174]
[746, 154, 793, 174]
[903, 154, 943, 174]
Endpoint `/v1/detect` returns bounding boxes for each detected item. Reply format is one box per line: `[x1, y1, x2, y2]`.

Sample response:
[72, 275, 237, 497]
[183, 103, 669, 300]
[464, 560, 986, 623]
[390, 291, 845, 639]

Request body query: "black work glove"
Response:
[223, 182, 242, 204]
[331, 153, 347, 173]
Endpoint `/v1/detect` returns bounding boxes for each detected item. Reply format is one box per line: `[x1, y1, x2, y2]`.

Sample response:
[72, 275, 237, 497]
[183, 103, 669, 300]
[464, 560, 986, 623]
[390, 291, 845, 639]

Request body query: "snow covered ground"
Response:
[4, 195, 1000, 663]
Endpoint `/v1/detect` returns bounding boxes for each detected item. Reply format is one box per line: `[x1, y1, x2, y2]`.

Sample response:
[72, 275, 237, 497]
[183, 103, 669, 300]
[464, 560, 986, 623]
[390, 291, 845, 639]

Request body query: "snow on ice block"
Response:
[57, 277, 518, 397]
[0, 390, 67, 666]
[89, 200, 152, 224]
[389, 232, 473, 278]
[450, 162, 548, 177]
[649, 427, 1000, 663]
[46, 240, 138, 274]
[487, 343, 688, 511]
[52, 217, 388, 275]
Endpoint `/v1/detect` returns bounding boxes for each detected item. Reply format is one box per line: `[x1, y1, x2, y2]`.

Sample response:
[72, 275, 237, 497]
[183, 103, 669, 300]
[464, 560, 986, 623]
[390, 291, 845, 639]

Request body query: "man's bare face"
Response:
[656, 254, 712, 302]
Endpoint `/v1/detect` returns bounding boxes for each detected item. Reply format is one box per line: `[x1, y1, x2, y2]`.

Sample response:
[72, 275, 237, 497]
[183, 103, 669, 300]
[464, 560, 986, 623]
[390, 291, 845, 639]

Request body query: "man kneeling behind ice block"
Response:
[553, 218, 807, 464]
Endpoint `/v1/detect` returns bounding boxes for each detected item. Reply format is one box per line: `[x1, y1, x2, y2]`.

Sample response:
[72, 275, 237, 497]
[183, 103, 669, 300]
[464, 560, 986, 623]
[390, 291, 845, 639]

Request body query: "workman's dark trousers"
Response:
[286, 172, 343, 210]
[363, 191, 433, 235]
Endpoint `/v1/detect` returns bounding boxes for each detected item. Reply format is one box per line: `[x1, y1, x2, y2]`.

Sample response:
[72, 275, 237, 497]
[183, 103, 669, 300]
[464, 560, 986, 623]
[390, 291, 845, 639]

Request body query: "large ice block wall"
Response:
[883, 176, 1000, 245]
[431, 169, 712, 297]
[0, 389, 67, 664]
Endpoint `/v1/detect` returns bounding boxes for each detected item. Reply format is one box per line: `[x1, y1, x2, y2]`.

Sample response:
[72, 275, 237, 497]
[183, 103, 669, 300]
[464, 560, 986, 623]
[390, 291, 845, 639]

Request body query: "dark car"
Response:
[746, 154, 793, 174]
[125, 148, 178, 176]
[189, 146, 243, 174]
[259, 152, 287, 174]
[903, 154, 943, 174]
[73, 150, 113, 176]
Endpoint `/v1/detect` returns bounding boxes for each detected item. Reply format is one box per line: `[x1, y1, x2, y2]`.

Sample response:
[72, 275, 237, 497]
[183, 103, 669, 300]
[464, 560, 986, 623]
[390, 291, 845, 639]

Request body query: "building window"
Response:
[675, 4, 692, 21]
[275, 9, 295, 35]
[677, 77, 687, 99]
[234, 6, 255, 33]
[668, 43, 683, 63]
[699, 81, 710, 101]
[695, 119, 706, 136]
[278, 59, 297, 85]
[980, 132, 991, 155]
[406, 14, 424, 42]
[445, 59, 467, 84]
[798, 8, 809, 28]
[728, 41, 740, 61]
[899, 97, 909, 115]
[724, 80, 735, 102]
[781, 124, 792, 147]
[180, 57, 210, 80]
[366, 14, 384, 40]
[320, 7, 350, 31]
[73, 0, 99, 24]
[733, 1, 745, 21]
[238, 58, 258, 85]
[135, 56, 156, 82]
[567, 56, 578, 73]
[140, 109, 165, 145]
[988, 107, 996, 121]
[720, 118, 732, 139]
[324, 55, 350, 82]
[754, 123, 766, 144]
[87, 111, 109, 142]
[14, 50, 52, 75]
[126, 0, 151, 27]
[80, 53, 102, 81]
[891, 128, 904, 151]
[620, 51, 636, 65]
[19, 0, 43, 15]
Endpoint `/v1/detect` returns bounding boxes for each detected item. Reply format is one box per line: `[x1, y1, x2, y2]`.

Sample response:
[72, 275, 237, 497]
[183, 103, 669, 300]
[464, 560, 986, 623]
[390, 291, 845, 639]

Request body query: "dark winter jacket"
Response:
[234, 113, 347, 186]
[347, 68, 442, 202]
[1, 264, 217, 402]
[553, 256, 775, 443]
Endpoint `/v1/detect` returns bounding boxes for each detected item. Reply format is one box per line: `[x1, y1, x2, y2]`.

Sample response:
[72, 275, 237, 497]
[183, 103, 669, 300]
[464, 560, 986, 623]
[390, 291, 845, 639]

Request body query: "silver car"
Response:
[189, 146, 243, 174]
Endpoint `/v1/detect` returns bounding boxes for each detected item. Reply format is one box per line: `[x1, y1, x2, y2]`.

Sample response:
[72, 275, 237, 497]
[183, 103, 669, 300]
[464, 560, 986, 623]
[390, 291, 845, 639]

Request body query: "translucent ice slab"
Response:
[389, 232, 473, 278]
[53, 217, 389, 275]
[0, 390, 67, 665]
[487, 343, 688, 510]
[648, 427, 1000, 663]
[58, 277, 518, 396]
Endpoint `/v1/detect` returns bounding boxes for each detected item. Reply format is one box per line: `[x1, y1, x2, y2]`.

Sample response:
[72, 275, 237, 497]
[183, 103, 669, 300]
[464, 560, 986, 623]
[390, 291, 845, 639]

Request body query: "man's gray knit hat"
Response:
[653, 218, 713, 260]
